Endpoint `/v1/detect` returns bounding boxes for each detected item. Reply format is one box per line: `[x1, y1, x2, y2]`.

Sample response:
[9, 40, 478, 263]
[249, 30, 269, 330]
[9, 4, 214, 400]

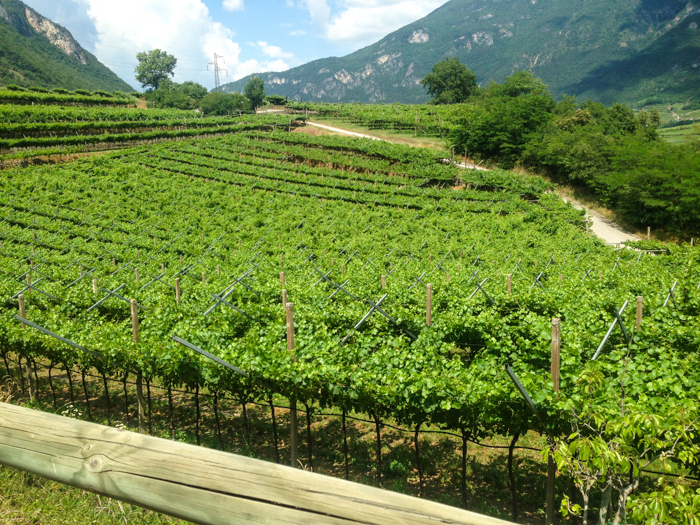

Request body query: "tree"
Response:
[420, 58, 478, 104]
[200, 92, 250, 116]
[145, 81, 208, 110]
[485, 70, 548, 99]
[135, 49, 177, 90]
[244, 76, 266, 110]
[179, 81, 208, 103]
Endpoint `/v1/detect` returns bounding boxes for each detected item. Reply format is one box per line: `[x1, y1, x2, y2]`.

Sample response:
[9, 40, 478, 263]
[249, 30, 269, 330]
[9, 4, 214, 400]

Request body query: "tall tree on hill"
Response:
[135, 49, 177, 90]
[244, 76, 266, 111]
[420, 58, 478, 104]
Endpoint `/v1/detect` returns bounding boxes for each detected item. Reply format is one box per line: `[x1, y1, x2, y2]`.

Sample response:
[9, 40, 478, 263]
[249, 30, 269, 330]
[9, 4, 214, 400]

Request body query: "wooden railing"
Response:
[0, 402, 513, 525]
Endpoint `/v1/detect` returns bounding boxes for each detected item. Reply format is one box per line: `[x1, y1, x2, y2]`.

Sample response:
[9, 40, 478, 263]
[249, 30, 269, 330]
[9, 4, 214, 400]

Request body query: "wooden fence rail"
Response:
[0, 402, 512, 525]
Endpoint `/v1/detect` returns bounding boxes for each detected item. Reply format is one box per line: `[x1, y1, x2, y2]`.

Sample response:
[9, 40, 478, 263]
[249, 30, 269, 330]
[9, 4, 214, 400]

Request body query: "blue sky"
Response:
[22, 0, 449, 91]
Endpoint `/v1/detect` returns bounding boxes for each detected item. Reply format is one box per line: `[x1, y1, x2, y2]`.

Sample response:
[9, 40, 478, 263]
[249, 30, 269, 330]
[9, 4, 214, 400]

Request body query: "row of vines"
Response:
[1, 126, 699, 523]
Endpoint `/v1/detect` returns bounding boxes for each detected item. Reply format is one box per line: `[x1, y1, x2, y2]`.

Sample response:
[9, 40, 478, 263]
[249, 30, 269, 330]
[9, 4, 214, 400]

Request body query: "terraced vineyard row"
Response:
[287, 102, 462, 137]
[1, 127, 699, 521]
[0, 105, 301, 161]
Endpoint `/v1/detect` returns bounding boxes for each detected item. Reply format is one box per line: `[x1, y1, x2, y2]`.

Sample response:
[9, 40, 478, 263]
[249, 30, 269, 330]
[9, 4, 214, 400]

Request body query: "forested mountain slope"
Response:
[222, 0, 700, 106]
[0, 0, 132, 91]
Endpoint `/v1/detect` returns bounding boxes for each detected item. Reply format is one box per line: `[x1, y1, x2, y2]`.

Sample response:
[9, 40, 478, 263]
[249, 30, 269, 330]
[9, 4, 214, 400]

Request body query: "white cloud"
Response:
[289, 29, 306, 36]
[300, 0, 331, 30]
[235, 58, 290, 80]
[300, 0, 449, 48]
[222, 0, 244, 11]
[255, 41, 295, 59]
[83, 0, 274, 87]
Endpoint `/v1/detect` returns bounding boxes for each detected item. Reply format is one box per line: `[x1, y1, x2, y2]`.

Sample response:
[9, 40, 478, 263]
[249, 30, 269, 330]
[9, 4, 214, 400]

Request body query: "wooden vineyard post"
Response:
[217, 265, 221, 276]
[19, 295, 35, 402]
[446, 273, 450, 284]
[92, 279, 98, 294]
[551, 319, 561, 391]
[282, 290, 287, 307]
[426, 284, 433, 327]
[599, 271, 603, 282]
[381, 275, 386, 290]
[26, 274, 31, 294]
[286, 303, 298, 468]
[135, 268, 140, 283]
[280, 272, 286, 288]
[131, 299, 146, 435]
[636, 296, 643, 331]
[342, 264, 345, 276]
[507, 274, 512, 296]
[547, 318, 561, 525]
[647, 227, 651, 240]
[175, 278, 181, 305]
[18, 294, 26, 328]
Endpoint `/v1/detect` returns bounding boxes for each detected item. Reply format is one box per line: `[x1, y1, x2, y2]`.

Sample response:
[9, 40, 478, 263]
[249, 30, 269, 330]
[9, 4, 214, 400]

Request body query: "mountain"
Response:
[220, 0, 700, 107]
[0, 0, 132, 92]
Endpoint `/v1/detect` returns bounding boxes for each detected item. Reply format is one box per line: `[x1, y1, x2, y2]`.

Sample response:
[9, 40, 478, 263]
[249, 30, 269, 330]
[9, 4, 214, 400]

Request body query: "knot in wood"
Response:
[87, 456, 103, 472]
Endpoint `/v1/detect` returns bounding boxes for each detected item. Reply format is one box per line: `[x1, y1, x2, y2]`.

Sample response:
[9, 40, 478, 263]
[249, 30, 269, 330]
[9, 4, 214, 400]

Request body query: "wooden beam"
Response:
[0, 403, 512, 525]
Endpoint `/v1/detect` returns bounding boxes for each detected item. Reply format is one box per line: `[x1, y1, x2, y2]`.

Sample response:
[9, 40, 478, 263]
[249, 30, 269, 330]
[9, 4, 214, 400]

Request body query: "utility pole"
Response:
[208, 53, 228, 90]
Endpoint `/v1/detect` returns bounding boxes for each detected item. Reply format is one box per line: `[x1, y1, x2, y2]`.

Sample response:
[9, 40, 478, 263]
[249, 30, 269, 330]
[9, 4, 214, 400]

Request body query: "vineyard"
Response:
[288, 101, 459, 138]
[0, 103, 299, 163]
[0, 86, 137, 107]
[1, 117, 699, 523]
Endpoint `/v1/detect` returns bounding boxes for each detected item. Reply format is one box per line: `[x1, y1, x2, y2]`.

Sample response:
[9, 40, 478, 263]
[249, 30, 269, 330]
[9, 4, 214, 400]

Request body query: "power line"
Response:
[77, 39, 208, 64]
[100, 60, 210, 73]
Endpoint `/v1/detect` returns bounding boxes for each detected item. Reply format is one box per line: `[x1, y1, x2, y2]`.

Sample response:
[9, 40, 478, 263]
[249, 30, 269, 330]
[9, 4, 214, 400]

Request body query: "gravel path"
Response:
[561, 197, 640, 244]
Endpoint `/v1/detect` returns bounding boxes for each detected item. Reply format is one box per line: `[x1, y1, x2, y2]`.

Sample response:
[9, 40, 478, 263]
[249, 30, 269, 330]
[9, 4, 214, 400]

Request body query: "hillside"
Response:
[0, 0, 132, 92]
[221, 0, 700, 107]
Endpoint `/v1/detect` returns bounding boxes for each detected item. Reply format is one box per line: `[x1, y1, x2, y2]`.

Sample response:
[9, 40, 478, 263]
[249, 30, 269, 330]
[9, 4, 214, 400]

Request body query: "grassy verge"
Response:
[0, 466, 186, 525]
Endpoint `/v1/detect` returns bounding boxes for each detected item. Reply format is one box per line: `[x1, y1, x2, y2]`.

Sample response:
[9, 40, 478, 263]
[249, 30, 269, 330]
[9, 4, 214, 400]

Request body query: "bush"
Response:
[5, 84, 26, 91]
[200, 92, 250, 116]
[145, 81, 207, 110]
[51, 88, 70, 95]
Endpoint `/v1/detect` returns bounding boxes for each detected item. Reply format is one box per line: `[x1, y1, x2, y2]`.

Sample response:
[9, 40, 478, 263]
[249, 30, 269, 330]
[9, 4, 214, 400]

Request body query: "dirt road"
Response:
[561, 197, 640, 244]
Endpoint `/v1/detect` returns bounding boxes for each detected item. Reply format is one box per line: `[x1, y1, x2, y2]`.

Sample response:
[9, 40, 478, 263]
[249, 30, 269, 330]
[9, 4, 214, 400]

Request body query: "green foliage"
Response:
[522, 99, 700, 233]
[420, 57, 478, 104]
[629, 482, 700, 524]
[0, 0, 132, 92]
[216, 1, 700, 107]
[266, 95, 287, 106]
[1, 120, 699, 519]
[451, 73, 556, 167]
[135, 49, 177, 91]
[145, 81, 208, 110]
[199, 91, 250, 116]
[0, 88, 136, 106]
[244, 76, 266, 110]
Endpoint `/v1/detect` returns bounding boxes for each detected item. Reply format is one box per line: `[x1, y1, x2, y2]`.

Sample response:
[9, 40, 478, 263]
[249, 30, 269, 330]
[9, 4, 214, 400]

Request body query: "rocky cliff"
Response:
[0, 0, 132, 91]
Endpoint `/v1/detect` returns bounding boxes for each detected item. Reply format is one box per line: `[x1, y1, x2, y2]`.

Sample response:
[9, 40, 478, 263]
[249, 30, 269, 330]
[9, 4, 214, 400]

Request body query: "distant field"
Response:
[658, 124, 696, 144]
